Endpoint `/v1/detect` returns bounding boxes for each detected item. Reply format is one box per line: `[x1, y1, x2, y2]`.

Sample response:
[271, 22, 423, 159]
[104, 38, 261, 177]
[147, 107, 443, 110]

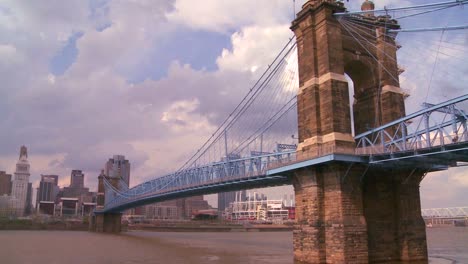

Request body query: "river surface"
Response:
[0, 227, 467, 264]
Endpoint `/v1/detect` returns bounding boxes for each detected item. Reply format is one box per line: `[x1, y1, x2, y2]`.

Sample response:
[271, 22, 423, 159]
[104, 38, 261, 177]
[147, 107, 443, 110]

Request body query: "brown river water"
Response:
[0, 227, 467, 264]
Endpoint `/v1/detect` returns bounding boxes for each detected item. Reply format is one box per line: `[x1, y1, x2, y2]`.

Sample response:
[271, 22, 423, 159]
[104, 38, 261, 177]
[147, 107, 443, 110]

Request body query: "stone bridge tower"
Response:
[89, 170, 124, 233]
[291, 1, 427, 263]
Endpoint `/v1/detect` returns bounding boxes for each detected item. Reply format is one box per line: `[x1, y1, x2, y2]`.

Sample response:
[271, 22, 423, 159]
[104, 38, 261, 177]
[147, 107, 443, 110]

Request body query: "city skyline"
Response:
[0, 0, 467, 209]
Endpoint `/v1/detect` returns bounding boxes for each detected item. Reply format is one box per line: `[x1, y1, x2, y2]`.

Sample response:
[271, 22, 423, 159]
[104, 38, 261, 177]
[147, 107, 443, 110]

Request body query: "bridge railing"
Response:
[102, 150, 297, 210]
[356, 132, 468, 156]
[266, 145, 357, 171]
[355, 94, 468, 156]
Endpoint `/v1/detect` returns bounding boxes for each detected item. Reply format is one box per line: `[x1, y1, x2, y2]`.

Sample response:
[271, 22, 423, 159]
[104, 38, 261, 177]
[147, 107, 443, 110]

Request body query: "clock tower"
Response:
[10, 146, 31, 217]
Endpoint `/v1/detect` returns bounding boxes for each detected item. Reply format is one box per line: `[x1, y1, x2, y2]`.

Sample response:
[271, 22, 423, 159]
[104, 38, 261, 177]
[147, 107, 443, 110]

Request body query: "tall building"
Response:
[25, 183, 33, 215]
[70, 170, 84, 188]
[10, 146, 31, 217]
[144, 196, 210, 220]
[145, 200, 179, 220]
[36, 175, 59, 209]
[0, 171, 12, 196]
[105, 155, 131, 186]
[181, 195, 210, 218]
[0, 195, 12, 217]
[62, 170, 92, 204]
[218, 190, 245, 212]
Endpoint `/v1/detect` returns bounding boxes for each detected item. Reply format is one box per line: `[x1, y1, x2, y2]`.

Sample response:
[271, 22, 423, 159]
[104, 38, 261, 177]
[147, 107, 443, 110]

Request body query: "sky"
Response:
[0, 0, 466, 208]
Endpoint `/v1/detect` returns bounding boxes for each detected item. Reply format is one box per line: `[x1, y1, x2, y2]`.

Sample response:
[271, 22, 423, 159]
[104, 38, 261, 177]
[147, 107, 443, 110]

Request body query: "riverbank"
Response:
[129, 223, 293, 232]
[3, 218, 464, 233]
[0, 218, 293, 232]
[0, 218, 89, 231]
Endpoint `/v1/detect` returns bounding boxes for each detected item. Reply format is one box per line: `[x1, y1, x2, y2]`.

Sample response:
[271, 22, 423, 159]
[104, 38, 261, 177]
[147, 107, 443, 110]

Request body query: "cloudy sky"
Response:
[0, 0, 466, 208]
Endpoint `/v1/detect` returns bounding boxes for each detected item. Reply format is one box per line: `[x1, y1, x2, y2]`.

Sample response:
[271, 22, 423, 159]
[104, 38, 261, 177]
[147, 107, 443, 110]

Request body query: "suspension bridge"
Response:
[91, 1, 468, 263]
[422, 206, 468, 219]
[422, 207, 468, 226]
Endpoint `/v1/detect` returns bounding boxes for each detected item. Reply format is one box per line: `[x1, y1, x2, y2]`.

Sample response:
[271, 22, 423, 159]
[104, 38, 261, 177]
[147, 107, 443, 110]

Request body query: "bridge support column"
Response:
[89, 213, 122, 233]
[364, 170, 427, 263]
[290, 0, 427, 263]
[398, 180, 428, 262]
[293, 164, 368, 263]
[293, 165, 428, 264]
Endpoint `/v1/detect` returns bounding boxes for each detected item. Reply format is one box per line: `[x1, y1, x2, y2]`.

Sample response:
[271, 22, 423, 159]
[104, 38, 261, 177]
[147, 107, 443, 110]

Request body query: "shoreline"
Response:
[0, 219, 89, 231]
[1, 218, 464, 232]
[128, 224, 293, 232]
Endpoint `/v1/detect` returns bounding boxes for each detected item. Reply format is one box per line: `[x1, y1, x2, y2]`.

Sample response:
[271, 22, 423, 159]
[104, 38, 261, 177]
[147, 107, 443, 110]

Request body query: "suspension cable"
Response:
[334, 0, 468, 16]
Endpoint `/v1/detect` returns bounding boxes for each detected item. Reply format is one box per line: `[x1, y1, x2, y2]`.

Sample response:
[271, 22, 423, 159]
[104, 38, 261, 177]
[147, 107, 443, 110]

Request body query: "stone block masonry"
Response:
[291, 1, 427, 263]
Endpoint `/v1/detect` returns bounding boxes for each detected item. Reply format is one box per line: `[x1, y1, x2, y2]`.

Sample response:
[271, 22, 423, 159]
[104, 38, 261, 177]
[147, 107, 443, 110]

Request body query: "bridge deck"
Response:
[99, 140, 468, 213]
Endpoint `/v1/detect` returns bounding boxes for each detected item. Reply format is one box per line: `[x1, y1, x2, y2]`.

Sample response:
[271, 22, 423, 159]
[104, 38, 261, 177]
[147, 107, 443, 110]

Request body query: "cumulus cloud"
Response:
[0, 44, 22, 64]
[161, 98, 216, 133]
[166, 0, 294, 32]
[217, 25, 292, 73]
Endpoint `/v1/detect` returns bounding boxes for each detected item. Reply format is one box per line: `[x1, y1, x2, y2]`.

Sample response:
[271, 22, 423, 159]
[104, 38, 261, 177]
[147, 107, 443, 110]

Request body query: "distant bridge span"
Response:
[422, 207, 468, 219]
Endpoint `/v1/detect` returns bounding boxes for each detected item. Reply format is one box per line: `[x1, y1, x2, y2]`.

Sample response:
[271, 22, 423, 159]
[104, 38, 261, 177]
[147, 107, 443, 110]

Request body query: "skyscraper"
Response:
[10, 146, 31, 217]
[70, 170, 84, 188]
[62, 170, 91, 203]
[0, 171, 12, 196]
[218, 191, 235, 212]
[36, 175, 59, 208]
[25, 182, 33, 215]
[218, 190, 246, 212]
[105, 155, 131, 186]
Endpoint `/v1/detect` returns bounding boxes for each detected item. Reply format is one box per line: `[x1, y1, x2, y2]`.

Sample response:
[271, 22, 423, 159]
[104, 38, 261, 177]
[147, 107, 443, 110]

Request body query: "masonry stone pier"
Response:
[291, 1, 427, 263]
[89, 171, 123, 233]
[90, 212, 122, 233]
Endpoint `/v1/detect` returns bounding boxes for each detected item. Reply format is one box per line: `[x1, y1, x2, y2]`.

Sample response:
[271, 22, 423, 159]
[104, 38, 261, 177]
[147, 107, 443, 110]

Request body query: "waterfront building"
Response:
[62, 170, 93, 204]
[81, 202, 97, 216]
[129, 206, 146, 216]
[143, 196, 210, 220]
[70, 170, 84, 188]
[36, 175, 60, 211]
[180, 195, 210, 219]
[37, 201, 55, 215]
[25, 182, 33, 215]
[60, 197, 79, 216]
[229, 192, 290, 222]
[218, 191, 235, 213]
[59, 170, 96, 217]
[0, 171, 12, 196]
[145, 202, 179, 220]
[262, 200, 289, 221]
[192, 209, 218, 220]
[218, 190, 246, 213]
[105, 155, 130, 186]
[218, 154, 246, 213]
[10, 146, 31, 217]
[0, 195, 12, 217]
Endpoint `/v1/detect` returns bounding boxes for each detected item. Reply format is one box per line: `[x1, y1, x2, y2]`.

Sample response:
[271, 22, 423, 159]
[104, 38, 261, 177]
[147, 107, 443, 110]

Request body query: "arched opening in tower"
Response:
[345, 60, 379, 137]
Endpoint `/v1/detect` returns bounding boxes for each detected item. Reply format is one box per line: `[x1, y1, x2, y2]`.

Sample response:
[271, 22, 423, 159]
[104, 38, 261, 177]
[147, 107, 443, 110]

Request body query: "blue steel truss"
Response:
[98, 95, 468, 213]
[101, 150, 295, 212]
[355, 94, 468, 158]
